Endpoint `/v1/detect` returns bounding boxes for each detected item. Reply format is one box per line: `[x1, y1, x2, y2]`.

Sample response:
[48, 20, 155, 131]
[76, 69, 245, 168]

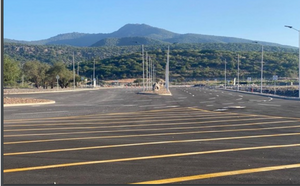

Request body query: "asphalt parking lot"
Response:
[3, 87, 300, 184]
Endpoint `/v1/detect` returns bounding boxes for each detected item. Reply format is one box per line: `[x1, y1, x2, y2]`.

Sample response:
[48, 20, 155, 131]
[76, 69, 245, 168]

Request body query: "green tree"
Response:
[47, 62, 73, 88]
[23, 60, 50, 88]
[3, 55, 21, 86]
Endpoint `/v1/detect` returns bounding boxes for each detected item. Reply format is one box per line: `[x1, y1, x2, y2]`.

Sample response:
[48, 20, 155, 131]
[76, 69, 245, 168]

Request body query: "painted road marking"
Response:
[4, 120, 296, 138]
[200, 101, 215, 103]
[5, 133, 300, 156]
[3, 116, 277, 132]
[257, 103, 281, 107]
[4, 124, 300, 145]
[13, 111, 69, 115]
[4, 144, 300, 173]
[5, 112, 238, 127]
[139, 104, 166, 107]
[4, 107, 184, 123]
[188, 107, 300, 120]
[131, 163, 300, 184]
[222, 103, 234, 105]
[5, 111, 232, 127]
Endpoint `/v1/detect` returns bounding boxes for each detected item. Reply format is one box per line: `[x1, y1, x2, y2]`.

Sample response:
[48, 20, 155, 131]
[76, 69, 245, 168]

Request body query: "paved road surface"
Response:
[3, 87, 300, 184]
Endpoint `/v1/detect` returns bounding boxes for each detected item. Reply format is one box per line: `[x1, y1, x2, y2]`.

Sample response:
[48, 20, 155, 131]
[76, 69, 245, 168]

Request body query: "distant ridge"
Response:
[4, 23, 295, 48]
[91, 36, 169, 47]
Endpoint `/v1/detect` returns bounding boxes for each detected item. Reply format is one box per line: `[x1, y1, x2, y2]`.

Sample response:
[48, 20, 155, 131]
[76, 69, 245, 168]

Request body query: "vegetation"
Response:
[3, 42, 299, 88]
[3, 55, 21, 86]
[4, 56, 76, 89]
[76, 49, 298, 81]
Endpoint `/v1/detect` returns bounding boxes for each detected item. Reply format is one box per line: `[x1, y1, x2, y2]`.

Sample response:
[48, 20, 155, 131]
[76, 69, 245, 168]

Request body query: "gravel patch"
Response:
[4, 97, 52, 104]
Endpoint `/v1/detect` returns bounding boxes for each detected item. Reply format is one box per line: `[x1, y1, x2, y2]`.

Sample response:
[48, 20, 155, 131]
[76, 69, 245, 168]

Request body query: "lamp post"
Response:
[224, 59, 227, 89]
[142, 45, 145, 91]
[285, 25, 300, 98]
[237, 54, 240, 91]
[254, 41, 264, 94]
[73, 52, 75, 89]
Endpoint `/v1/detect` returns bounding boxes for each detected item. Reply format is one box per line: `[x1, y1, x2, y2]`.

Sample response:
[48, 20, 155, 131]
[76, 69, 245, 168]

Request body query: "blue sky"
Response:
[4, 0, 300, 47]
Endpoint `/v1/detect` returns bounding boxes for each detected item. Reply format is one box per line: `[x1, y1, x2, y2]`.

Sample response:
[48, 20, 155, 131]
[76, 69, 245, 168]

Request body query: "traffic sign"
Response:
[56, 75, 60, 79]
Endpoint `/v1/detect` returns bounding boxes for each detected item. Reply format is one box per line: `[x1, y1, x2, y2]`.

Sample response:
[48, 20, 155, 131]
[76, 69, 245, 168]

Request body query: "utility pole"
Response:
[152, 59, 155, 84]
[77, 61, 80, 75]
[149, 56, 152, 90]
[237, 54, 240, 91]
[73, 52, 75, 89]
[93, 58, 96, 87]
[165, 45, 170, 92]
[146, 52, 148, 90]
[142, 45, 145, 91]
[254, 41, 264, 94]
[224, 59, 227, 89]
[261, 45, 264, 94]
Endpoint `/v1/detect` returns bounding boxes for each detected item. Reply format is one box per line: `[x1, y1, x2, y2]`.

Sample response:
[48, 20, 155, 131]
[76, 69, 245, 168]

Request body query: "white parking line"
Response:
[14, 111, 69, 115]
[222, 103, 234, 105]
[257, 103, 281, 107]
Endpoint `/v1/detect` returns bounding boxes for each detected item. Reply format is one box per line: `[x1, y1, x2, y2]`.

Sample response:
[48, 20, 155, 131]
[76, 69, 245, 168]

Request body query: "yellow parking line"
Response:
[4, 113, 242, 127]
[131, 163, 300, 184]
[4, 120, 296, 138]
[4, 117, 278, 132]
[4, 111, 219, 125]
[4, 107, 184, 123]
[4, 132, 300, 156]
[4, 144, 300, 173]
[189, 107, 300, 120]
[4, 124, 300, 145]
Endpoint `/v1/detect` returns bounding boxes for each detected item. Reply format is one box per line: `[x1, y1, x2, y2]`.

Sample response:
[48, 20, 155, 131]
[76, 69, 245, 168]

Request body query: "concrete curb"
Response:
[4, 101, 56, 107]
[3, 88, 102, 95]
[220, 88, 300, 101]
[138, 91, 172, 96]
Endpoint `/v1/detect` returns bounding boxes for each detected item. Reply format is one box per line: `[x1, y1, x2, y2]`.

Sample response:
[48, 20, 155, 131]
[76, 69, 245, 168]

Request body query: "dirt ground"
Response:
[4, 97, 52, 104]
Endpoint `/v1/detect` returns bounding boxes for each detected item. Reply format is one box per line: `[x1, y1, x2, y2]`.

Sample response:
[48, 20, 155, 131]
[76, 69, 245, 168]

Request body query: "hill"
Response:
[91, 37, 169, 47]
[4, 23, 296, 49]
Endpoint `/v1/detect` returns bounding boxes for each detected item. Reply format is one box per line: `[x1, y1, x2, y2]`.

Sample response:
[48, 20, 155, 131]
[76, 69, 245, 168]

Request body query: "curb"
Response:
[4, 101, 56, 107]
[3, 88, 102, 95]
[220, 88, 300, 101]
[138, 91, 172, 96]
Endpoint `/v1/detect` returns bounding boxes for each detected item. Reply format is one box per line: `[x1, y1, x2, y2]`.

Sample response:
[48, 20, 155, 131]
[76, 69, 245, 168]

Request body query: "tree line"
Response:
[3, 45, 299, 88]
[3, 55, 79, 88]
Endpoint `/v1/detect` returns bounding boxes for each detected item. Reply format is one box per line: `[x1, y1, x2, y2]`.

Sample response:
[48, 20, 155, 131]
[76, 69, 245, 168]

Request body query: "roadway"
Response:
[3, 87, 300, 184]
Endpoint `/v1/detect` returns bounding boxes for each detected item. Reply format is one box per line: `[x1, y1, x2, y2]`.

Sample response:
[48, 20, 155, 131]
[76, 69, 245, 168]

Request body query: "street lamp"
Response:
[237, 54, 240, 91]
[285, 25, 300, 98]
[254, 41, 264, 94]
[73, 52, 75, 89]
[224, 59, 227, 89]
[237, 54, 246, 91]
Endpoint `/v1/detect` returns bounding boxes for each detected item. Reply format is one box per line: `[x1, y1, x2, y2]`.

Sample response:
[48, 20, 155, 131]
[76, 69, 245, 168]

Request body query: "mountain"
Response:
[109, 24, 178, 40]
[91, 36, 169, 47]
[4, 23, 296, 48]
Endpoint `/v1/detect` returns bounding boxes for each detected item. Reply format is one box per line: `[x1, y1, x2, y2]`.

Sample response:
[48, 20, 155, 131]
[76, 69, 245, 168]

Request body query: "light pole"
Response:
[93, 58, 96, 87]
[237, 54, 240, 91]
[73, 52, 75, 89]
[224, 59, 227, 89]
[285, 25, 300, 98]
[142, 45, 145, 91]
[254, 41, 264, 94]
